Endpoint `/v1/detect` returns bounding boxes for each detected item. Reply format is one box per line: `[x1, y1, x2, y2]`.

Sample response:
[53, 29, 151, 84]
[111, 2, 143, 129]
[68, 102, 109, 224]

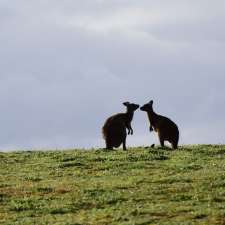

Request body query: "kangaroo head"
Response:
[140, 100, 154, 112]
[123, 102, 139, 112]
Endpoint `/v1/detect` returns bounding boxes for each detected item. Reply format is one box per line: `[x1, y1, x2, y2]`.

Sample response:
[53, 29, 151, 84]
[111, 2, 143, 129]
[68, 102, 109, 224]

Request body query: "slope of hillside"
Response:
[0, 145, 225, 225]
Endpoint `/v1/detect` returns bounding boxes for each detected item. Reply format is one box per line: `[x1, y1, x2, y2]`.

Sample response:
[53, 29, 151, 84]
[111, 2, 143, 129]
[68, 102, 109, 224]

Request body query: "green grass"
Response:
[1, 145, 225, 225]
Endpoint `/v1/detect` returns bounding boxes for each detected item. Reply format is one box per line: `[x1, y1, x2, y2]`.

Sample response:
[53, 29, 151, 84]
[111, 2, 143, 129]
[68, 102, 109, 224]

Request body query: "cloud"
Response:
[0, 0, 224, 150]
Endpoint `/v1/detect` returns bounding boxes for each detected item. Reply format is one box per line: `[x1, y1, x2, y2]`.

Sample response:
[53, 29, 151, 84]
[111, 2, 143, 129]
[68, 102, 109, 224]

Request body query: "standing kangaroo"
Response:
[102, 102, 139, 150]
[140, 100, 179, 149]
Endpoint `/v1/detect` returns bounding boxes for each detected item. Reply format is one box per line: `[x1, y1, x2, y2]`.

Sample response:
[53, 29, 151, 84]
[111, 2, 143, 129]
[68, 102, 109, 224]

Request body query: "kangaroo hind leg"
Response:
[171, 138, 178, 149]
[122, 137, 127, 151]
[106, 138, 113, 150]
[158, 133, 165, 148]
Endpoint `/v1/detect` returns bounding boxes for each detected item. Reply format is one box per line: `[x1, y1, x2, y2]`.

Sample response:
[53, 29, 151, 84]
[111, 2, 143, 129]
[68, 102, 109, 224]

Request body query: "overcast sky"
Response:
[0, 0, 225, 151]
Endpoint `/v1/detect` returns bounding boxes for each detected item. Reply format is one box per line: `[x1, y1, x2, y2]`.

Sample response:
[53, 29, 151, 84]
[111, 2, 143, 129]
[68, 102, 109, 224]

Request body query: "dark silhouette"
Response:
[151, 144, 155, 148]
[140, 100, 179, 149]
[102, 102, 139, 150]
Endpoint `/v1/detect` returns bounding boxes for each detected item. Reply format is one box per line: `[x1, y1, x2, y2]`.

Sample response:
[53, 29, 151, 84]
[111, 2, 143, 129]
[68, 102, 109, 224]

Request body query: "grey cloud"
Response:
[0, 1, 224, 150]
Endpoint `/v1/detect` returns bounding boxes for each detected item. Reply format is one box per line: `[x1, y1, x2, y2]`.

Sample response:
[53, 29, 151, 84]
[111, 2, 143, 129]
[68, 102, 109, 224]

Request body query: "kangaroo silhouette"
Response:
[102, 102, 139, 150]
[140, 100, 179, 149]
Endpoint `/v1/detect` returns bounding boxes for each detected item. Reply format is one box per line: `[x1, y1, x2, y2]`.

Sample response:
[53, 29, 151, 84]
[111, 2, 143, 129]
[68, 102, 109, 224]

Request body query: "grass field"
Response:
[0, 145, 225, 225]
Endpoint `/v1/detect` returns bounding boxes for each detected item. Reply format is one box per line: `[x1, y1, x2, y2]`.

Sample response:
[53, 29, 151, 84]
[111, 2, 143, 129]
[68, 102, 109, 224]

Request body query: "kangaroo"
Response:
[102, 102, 139, 150]
[140, 100, 179, 149]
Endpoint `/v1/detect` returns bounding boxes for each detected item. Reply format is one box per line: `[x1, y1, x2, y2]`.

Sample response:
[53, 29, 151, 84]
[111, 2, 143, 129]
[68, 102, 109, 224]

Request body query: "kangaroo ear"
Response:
[149, 100, 153, 106]
[123, 102, 130, 106]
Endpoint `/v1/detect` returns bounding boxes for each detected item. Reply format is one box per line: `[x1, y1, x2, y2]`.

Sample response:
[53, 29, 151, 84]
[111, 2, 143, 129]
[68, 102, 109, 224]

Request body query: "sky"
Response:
[0, 0, 225, 151]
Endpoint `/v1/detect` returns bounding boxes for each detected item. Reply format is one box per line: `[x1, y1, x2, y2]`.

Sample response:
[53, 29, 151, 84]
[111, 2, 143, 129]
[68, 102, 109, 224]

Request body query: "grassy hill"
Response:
[0, 145, 225, 225]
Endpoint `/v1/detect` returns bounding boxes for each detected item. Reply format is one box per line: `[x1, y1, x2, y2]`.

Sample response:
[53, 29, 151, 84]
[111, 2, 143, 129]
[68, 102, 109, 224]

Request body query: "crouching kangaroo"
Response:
[102, 102, 139, 150]
[140, 100, 179, 149]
